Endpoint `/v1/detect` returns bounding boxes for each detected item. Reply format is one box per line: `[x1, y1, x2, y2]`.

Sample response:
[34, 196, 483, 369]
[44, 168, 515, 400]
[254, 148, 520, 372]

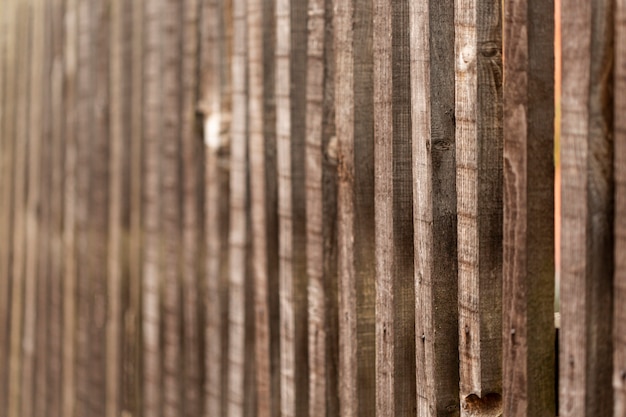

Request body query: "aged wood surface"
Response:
[560, 0, 614, 415]
[411, 0, 460, 415]
[502, 0, 555, 415]
[142, 0, 163, 414]
[455, 0, 503, 413]
[373, 0, 416, 414]
[305, 0, 338, 414]
[615, 0, 626, 414]
[334, 0, 376, 414]
[276, 0, 310, 415]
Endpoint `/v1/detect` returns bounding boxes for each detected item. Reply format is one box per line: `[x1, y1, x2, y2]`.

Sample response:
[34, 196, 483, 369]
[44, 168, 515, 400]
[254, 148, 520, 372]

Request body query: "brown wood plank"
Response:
[247, 0, 279, 413]
[454, 0, 503, 413]
[180, 1, 202, 415]
[305, 0, 338, 415]
[411, 0, 460, 415]
[0, 0, 17, 413]
[334, 0, 376, 414]
[373, 0, 416, 415]
[615, 1, 626, 414]
[228, 0, 251, 413]
[160, 1, 183, 415]
[7, 4, 32, 416]
[276, 0, 310, 415]
[142, 0, 164, 415]
[559, 0, 615, 416]
[62, 0, 79, 414]
[502, 0, 555, 415]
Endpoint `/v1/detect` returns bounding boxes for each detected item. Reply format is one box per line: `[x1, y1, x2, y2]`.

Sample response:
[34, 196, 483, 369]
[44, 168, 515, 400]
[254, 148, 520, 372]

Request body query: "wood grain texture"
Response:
[411, 0, 460, 415]
[142, 0, 163, 415]
[502, 0, 555, 415]
[373, 0, 416, 414]
[180, 1, 202, 415]
[248, 0, 279, 413]
[615, 1, 626, 415]
[560, 0, 614, 415]
[8, 4, 31, 416]
[454, 0, 503, 412]
[276, 0, 310, 415]
[305, 0, 338, 415]
[334, 0, 376, 414]
[229, 0, 250, 412]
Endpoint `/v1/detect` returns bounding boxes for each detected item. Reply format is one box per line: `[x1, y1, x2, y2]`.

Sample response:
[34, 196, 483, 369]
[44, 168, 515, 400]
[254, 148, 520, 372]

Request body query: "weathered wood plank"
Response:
[7, 4, 32, 416]
[305, 0, 338, 415]
[276, 0, 310, 415]
[411, 0, 460, 415]
[229, 0, 251, 412]
[502, 0, 555, 415]
[454, 0, 503, 413]
[559, 0, 614, 415]
[248, 0, 279, 413]
[334, 0, 376, 414]
[0, 0, 17, 413]
[373, 0, 416, 415]
[180, 0, 202, 415]
[615, 1, 626, 415]
[161, 0, 183, 415]
[62, 0, 79, 414]
[142, 0, 164, 414]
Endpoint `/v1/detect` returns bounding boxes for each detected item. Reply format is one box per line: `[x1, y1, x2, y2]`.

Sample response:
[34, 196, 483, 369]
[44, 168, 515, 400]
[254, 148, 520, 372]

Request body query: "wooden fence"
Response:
[0, 0, 624, 416]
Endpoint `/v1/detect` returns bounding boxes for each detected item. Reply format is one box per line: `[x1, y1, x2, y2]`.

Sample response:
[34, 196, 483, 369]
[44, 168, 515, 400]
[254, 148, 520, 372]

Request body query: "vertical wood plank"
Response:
[62, 0, 79, 414]
[229, 0, 250, 412]
[502, 0, 555, 415]
[454, 0, 503, 412]
[615, 1, 626, 415]
[373, 0, 416, 415]
[305, 0, 338, 414]
[560, 0, 615, 416]
[334, 0, 376, 413]
[248, 0, 279, 413]
[276, 0, 309, 414]
[142, 0, 163, 414]
[161, 0, 183, 415]
[0, 0, 17, 413]
[411, 0, 460, 415]
[7, 4, 32, 416]
[180, 0, 201, 415]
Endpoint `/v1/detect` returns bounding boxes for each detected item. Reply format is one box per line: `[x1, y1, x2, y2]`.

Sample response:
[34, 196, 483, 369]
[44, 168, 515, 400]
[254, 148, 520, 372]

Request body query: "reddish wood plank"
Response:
[455, 0, 504, 413]
[502, 0, 555, 415]
[411, 0, 460, 415]
[559, 0, 614, 415]
[615, 1, 626, 415]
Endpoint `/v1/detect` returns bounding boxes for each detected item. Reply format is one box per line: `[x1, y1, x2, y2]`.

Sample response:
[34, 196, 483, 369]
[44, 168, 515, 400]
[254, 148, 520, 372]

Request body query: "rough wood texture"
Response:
[411, 0, 460, 415]
[502, 0, 555, 415]
[229, 0, 251, 413]
[305, 0, 338, 415]
[560, 0, 615, 416]
[373, 0, 416, 415]
[454, 0, 503, 413]
[615, 1, 626, 415]
[142, 0, 163, 415]
[334, 0, 376, 414]
[276, 0, 310, 415]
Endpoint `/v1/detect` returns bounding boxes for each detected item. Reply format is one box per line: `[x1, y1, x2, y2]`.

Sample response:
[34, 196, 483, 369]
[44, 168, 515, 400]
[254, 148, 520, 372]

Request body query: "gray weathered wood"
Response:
[502, 0, 555, 415]
[305, 0, 338, 415]
[559, 0, 615, 415]
[334, 0, 376, 414]
[455, 0, 503, 413]
[411, 0, 460, 415]
[615, 1, 626, 415]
